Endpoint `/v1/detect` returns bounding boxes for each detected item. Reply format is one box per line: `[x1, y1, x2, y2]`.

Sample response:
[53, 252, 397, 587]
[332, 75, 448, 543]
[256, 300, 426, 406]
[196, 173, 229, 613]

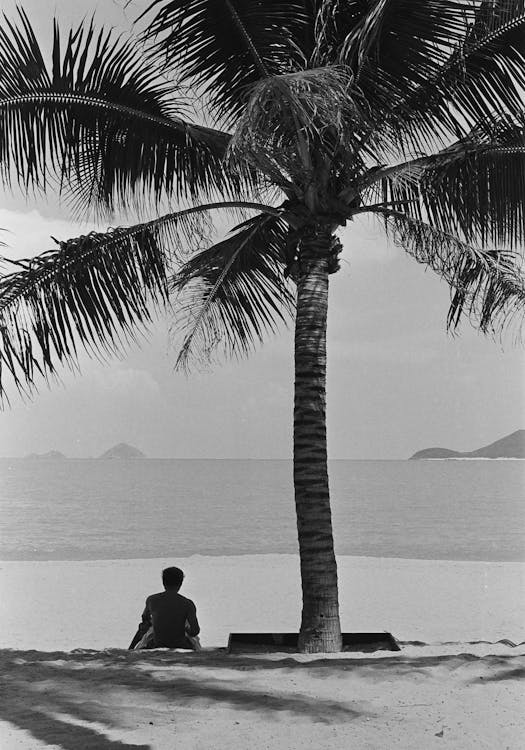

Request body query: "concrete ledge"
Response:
[227, 632, 400, 653]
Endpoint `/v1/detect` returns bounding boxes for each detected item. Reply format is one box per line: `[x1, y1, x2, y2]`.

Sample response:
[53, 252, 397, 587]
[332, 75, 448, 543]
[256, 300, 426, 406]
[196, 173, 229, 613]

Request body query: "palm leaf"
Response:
[140, 0, 314, 125]
[391, 0, 525, 145]
[172, 213, 294, 370]
[0, 9, 236, 217]
[363, 119, 525, 247]
[378, 210, 525, 336]
[0, 201, 278, 401]
[316, 2, 468, 111]
[419, 149, 525, 248]
[316, 1, 524, 156]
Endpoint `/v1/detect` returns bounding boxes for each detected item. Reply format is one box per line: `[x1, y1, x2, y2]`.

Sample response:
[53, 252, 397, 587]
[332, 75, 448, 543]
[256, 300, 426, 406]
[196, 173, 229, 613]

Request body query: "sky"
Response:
[0, 0, 523, 459]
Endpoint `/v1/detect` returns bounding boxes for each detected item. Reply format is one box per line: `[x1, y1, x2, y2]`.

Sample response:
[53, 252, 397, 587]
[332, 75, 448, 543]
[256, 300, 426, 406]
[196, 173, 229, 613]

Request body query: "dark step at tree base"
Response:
[227, 632, 400, 653]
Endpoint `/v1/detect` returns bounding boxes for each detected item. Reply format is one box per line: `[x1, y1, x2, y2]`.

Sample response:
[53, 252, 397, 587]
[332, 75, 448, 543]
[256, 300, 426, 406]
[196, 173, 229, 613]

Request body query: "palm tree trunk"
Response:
[294, 225, 342, 653]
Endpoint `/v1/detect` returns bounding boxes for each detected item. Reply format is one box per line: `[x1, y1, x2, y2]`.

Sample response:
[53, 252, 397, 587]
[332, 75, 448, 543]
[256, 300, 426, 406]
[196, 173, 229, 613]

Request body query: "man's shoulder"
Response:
[146, 591, 165, 604]
[147, 591, 194, 606]
[173, 593, 195, 607]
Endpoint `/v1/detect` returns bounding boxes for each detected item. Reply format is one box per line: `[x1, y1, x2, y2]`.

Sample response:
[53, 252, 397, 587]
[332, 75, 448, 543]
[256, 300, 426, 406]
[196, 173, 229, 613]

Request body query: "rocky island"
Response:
[410, 429, 525, 459]
[98, 443, 146, 459]
[24, 450, 67, 460]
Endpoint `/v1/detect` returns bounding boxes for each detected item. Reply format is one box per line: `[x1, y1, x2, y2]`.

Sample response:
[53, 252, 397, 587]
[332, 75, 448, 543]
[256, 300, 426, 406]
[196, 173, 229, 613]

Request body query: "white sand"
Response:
[1, 554, 524, 650]
[1, 554, 524, 748]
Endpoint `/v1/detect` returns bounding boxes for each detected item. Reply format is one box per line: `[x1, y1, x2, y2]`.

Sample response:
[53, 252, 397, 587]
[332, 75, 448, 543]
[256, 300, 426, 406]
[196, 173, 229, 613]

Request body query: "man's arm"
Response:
[185, 600, 200, 636]
[128, 599, 152, 649]
[139, 598, 152, 633]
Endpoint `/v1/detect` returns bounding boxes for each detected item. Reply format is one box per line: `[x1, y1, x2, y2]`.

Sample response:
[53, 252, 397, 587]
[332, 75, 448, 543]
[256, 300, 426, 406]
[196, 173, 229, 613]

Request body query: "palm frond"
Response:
[315, 2, 468, 112]
[172, 213, 294, 371]
[315, 1, 524, 156]
[0, 9, 237, 217]
[420, 150, 525, 248]
[0, 226, 166, 403]
[362, 119, 525, 247]
[379, 210, 525, 336]
[0, 201, 278, 402]
[390, 0, 525, 145]
[140, 0, 314, 125]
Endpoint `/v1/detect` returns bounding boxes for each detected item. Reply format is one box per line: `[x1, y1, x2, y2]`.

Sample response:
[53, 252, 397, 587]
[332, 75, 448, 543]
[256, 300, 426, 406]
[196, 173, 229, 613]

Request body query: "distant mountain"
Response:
[24, 450, 67, 460]
[410, 430, 525, 459]
[410, 447, 464, 459]
[98, 443, 146, 459]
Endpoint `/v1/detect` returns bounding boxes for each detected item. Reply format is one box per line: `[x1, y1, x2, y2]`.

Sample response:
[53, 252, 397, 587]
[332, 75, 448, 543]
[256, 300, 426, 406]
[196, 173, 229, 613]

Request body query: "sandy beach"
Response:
[1, 554, 524, 748]
[2, 555, 524, 649]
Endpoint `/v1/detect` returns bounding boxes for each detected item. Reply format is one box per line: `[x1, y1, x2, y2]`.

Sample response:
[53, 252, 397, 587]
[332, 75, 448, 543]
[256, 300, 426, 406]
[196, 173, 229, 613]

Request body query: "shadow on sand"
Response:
[0, 647, 379, 749]
[2, 646, 524, 748]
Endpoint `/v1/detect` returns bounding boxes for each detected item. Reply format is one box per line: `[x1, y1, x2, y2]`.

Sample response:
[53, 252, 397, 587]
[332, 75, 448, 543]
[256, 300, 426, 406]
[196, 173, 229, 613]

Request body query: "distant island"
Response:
[24, 450, 67, 460]
[410, 429, 525, 460]
[98, 443, 146, 459]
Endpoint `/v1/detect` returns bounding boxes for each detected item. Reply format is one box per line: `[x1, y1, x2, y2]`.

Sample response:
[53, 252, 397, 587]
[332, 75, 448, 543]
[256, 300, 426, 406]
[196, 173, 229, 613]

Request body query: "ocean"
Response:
[0, 458, 523, 562]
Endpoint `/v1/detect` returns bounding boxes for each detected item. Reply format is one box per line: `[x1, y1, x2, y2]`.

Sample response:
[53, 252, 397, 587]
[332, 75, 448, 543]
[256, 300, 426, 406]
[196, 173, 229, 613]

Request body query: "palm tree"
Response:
[0, 2, 524, 652]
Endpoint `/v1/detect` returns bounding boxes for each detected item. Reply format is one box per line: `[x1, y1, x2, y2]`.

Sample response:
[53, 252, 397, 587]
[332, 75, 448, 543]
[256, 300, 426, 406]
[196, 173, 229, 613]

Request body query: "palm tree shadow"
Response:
[1, 650, 152, 748]
[0, 696, 150, 750]
[4, 645, 521, 747]
[0, 647, 370, 748]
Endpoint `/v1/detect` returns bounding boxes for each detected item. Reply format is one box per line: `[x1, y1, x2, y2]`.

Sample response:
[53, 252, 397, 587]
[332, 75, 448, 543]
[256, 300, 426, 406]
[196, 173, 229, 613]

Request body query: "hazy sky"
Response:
[0, 0, 523, 459]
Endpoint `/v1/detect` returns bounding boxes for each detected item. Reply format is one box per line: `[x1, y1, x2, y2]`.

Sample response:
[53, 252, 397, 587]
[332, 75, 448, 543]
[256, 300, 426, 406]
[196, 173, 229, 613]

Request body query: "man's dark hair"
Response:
[162, 566, 184, 590]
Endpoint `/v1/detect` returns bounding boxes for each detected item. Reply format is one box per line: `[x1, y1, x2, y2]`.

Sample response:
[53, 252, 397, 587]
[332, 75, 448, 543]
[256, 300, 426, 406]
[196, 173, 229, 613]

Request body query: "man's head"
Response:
[162, 566, 184, 591]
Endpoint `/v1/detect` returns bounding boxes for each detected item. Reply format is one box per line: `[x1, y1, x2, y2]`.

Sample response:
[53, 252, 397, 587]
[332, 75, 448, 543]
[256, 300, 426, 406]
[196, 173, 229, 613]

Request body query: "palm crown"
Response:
[0, 1, 523, 397]
[0, 1, 524, 651]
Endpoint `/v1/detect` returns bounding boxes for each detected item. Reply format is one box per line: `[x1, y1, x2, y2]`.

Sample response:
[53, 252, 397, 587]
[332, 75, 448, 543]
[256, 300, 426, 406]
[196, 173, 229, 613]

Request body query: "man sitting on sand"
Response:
[130, 566, 200, 650]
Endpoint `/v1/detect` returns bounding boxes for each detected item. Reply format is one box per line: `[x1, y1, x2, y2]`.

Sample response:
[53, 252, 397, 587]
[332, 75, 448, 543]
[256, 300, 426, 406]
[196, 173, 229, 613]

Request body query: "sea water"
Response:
[0, 458, 523, 562]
